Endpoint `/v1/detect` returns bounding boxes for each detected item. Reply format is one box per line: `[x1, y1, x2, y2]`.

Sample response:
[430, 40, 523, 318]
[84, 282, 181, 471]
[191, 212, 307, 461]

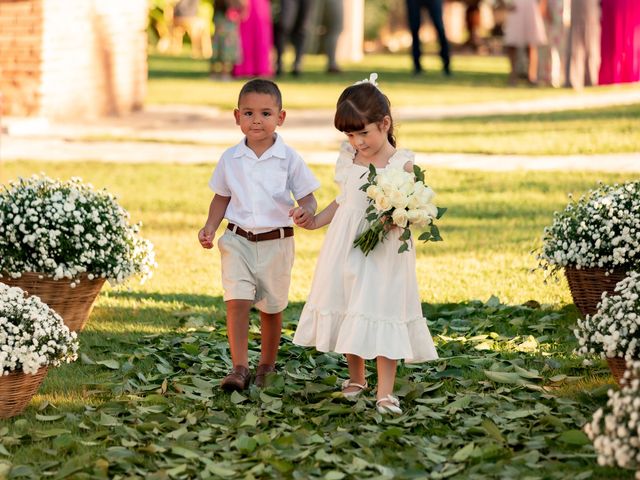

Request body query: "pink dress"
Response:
[599, 0, 640, 85]
[232, 0, 273, 77]
[503, 0, 547, 47]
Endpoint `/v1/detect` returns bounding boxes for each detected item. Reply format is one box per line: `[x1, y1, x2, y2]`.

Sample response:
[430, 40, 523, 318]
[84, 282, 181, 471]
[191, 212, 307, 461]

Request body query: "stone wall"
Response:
[0, 0, 147, 119]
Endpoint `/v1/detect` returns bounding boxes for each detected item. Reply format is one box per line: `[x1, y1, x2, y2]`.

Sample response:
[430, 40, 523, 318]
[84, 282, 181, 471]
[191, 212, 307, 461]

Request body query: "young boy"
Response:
[198, 79, 319, 391]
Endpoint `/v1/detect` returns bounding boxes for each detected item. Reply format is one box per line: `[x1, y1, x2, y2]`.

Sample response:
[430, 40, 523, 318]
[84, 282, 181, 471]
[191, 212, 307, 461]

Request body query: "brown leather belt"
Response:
[227, 223, 294, 242]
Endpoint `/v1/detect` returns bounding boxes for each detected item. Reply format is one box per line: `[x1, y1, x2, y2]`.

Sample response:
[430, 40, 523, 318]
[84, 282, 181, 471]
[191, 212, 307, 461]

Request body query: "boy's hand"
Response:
[198, 225, 216, 249]
[289, 206, 315, 229]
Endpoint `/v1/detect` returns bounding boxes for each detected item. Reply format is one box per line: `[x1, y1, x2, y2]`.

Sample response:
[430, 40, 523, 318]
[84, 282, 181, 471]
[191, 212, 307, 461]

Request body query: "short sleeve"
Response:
[335, 142, 354, 204]
[288, 150, 321, 200]
[208, 157, 232, 196]
[389, 149, 415, 172]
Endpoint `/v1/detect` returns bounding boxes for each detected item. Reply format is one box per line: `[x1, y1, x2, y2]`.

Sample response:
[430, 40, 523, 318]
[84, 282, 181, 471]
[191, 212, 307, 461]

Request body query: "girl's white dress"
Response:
[293, 144, 438, 363]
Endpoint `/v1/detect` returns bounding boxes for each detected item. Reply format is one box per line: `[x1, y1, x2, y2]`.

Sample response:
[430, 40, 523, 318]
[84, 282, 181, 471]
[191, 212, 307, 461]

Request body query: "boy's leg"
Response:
[258, 310, 282, 366]
[225, 299, 253, 368]
[221, 299, 253, 392]
[343, 354, 366, 394]
[255, 310, 282, 387]
[375, 356, 397, 401]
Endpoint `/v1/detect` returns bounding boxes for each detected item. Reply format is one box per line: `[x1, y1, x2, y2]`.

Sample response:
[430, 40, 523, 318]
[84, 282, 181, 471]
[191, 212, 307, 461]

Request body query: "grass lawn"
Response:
[147, 52, 640, 110]
[0, 161, 638, 479]
[143, 52, 640, 156]
[400, 103, 640, 155]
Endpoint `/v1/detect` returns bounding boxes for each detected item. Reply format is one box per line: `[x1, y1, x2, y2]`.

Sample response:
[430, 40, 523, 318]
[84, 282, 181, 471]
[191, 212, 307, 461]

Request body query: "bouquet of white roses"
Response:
[0, 283, 79, 375]
[353, 164, 446, 256]
[575, 271, 640, 360]
[537, 181, 640, 276]
[0, 175, 156, 285]
[584, 360, 640, 477]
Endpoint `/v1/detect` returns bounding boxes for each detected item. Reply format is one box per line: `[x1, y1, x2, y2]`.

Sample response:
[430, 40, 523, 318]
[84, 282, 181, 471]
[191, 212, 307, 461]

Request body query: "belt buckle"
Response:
[246, 231, 257, 241]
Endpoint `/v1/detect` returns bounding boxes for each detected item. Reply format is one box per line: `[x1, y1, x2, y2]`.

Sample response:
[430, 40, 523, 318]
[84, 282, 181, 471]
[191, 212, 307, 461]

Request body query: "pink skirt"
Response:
[503, 0, 547, 47]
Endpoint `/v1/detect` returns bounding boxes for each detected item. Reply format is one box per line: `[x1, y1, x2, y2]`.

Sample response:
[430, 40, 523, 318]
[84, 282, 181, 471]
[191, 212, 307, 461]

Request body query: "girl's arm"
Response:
[198, 194, 231, 249]
[308, 200, 339, 230]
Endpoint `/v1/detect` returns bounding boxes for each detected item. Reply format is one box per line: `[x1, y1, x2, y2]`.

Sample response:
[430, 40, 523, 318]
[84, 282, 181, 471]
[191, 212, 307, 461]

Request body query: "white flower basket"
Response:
[0, 175, 156, 330]
[538, 181, 639, 315]
[0, 283, 79, 418]
[574, 271, 640, 385]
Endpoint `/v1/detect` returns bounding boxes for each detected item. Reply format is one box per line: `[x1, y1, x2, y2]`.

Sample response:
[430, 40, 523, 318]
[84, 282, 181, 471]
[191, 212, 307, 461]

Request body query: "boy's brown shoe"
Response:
[254, 364, 276, 388]
[220, 365, 251, 392]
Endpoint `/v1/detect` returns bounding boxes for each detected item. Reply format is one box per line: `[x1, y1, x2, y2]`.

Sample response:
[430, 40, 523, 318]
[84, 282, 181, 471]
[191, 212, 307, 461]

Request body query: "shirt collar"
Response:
[233, 133, 287, 160]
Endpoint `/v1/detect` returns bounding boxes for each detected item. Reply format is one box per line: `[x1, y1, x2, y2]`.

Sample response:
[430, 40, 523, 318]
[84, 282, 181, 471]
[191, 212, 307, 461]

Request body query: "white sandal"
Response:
[341, 379, 368, 398]
[376, 395, 402, 414]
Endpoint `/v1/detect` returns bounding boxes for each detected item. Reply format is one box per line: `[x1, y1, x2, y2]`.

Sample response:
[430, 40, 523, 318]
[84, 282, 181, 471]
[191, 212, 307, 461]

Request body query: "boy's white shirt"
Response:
[209, 133, 320, 233]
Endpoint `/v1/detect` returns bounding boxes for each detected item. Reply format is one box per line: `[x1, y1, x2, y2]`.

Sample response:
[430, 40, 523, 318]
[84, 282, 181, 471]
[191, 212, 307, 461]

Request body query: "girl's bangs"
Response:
[334, 101, 367, 133]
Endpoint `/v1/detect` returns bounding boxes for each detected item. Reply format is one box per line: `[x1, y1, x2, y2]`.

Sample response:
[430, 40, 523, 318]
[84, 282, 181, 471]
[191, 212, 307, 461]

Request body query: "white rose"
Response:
[375, 195, 392, 212]
[388, 190, 409, 210]
[407, 209, 429, 227]
[391, 208, 409, 228]
[423, 203, 438, 219]
[377, 173, 395, 192]
[366, 185, 382, 200]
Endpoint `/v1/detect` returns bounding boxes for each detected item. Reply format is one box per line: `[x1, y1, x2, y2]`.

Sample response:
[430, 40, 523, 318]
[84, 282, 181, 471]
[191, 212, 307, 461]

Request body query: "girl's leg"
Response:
[220, 62, 232, 81]
[506, 46, 518, 85]
[225, 299, 253, 368]
[528, 45, 539, 84]
[344, 354, 366, 394]
[258, 310, 282, 366]
[376, 356, 397, 401]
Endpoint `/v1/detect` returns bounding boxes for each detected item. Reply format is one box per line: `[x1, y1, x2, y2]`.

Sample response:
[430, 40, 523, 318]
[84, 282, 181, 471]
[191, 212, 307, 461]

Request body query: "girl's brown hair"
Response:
[334, 82, 396, 147]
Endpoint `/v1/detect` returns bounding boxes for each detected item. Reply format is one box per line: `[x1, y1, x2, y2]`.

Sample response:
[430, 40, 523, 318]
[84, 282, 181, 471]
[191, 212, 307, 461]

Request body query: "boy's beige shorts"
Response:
[217, 229, 295, 314]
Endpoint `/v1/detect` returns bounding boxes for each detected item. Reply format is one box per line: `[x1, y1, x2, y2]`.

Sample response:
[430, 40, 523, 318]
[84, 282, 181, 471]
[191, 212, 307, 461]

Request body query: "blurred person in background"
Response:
[170, 0, 213, 58]
[503, 0, 547, 85]
[405, 0, 451, 76]
[210, 0, 246, 80]
[565, 0, 600, 89]
[323, 0, 344, 73]
[538, 0, 565, 87]
[273, 0, 316, 76]
[233, 0, 274, 77]
[599, 0, 640, 85]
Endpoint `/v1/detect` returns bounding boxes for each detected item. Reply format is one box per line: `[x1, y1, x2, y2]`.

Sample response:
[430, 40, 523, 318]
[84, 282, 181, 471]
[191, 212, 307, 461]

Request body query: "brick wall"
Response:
[0, 0, 43, 116]
[0, 0, 147, 119]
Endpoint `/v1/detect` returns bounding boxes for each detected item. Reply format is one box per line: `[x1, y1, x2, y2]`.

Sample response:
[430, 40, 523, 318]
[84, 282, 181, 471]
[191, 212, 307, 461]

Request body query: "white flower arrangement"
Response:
[584, 360, 640, 478]
[575, 272, 640, 360]
[353, 164, 446, 255]
[0, 283, 79, 375]
[537, 181, 640, 276]
[0, 175, 156, 285]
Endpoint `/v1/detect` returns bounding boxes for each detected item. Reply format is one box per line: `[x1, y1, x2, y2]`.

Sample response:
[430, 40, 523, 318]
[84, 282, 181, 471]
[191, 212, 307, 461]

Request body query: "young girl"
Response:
[210, 0, 245, 80]
[291, 75, 438, 414]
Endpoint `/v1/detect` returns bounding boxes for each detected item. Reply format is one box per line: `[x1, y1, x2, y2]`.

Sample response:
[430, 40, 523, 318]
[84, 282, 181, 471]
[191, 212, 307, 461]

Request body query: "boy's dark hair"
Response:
[334, 82, 396, 147]
[238, 79, 283, 110]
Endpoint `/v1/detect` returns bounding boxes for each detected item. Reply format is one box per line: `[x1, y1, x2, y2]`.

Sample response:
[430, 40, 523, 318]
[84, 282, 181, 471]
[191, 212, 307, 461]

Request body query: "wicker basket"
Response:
[1, 273, 105, 332]
[0, 367, 48, 419]
[607, 357, 631, 387]
[564, 267, 627, 317]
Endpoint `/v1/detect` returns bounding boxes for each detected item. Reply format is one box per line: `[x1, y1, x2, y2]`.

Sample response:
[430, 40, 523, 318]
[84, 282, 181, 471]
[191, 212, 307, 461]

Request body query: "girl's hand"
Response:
[289, 206, 315, 229]
[198, 225, 216, 249]
[381, 215, 397, 233]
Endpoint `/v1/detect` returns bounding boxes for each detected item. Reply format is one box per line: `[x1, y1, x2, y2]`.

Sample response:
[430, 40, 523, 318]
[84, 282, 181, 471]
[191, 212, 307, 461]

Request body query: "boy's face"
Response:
[234, 92, 285, 144]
